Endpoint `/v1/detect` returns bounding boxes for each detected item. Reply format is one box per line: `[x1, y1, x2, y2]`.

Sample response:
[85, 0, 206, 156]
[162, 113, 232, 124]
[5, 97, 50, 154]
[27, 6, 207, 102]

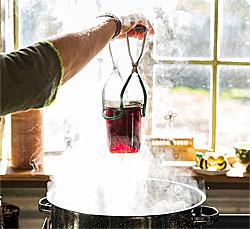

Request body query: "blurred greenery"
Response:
[220, 88, 250, 100]
[170, 86, 250, 100]
[170, 86, 209, 96]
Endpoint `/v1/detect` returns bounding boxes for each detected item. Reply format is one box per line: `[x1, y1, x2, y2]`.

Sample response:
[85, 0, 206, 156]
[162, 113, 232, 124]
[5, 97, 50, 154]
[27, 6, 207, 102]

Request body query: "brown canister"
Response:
[11, 109, 43, 170]
[0, 117, 4, 160]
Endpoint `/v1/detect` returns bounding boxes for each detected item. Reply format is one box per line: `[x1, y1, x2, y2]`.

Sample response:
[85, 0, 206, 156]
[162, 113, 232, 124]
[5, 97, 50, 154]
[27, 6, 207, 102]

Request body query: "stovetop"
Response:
[203, 214, 250, 229]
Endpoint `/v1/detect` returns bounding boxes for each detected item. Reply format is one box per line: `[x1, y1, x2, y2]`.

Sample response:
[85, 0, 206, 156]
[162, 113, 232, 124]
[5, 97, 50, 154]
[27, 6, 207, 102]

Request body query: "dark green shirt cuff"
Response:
[0, 42, 63, 116]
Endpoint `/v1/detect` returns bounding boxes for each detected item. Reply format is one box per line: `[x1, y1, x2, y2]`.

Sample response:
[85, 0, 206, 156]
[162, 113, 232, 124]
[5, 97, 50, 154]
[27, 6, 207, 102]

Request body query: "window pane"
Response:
[152, 64, 211, 148]
[153, 0, 212, 59]
[19, 0, 62, 47]
[19, 0, 97, 47]
[219, 0, 250, 59]
[217, 66, 250, 150]
[2, 0, 14, 52]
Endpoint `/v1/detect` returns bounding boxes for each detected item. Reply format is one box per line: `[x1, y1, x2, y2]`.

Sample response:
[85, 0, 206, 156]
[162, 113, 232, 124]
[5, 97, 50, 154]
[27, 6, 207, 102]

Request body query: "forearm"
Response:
[49, 18, 116, 83]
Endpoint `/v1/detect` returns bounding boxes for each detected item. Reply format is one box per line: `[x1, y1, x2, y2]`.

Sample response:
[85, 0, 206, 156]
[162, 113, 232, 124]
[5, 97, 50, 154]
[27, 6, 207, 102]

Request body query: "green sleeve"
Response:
[0, 42, 63, 116]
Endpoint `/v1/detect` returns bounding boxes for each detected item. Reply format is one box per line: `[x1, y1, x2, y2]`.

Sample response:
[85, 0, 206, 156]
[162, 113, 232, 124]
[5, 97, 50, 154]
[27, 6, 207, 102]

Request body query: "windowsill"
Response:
[0, 160, 49, 181]
[1, 159, 249, 184]
[161, 161, 250, 187]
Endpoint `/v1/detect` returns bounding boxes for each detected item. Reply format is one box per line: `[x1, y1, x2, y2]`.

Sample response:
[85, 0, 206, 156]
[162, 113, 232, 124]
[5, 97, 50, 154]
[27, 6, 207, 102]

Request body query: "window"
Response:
[147, 0, 250, 151]
[1, 0, 250, 155]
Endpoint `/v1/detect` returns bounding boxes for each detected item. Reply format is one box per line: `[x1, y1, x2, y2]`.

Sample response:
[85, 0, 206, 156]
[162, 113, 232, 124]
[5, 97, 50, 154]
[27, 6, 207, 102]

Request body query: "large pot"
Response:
[39, 179, 219, 228]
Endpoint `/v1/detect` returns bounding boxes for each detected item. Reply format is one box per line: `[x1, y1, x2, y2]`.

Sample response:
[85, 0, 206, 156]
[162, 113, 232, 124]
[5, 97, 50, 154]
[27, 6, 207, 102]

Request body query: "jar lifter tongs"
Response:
[102, 25, 148, 120]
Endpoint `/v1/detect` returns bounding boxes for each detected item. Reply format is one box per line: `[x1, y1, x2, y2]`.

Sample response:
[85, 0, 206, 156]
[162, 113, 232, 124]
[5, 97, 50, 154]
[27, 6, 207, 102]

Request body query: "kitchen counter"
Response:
[1, 159, 249, 227]
[1, 160, 249, 186]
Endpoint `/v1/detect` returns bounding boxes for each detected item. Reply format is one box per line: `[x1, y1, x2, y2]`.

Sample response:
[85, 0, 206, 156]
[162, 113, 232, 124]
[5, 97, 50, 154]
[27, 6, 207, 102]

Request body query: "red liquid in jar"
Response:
[105, 106, 141, 153]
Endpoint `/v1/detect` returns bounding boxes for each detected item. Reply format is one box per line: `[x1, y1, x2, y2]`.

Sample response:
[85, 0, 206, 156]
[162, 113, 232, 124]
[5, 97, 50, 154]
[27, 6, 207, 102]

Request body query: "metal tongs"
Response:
[103, 25, 148, 120]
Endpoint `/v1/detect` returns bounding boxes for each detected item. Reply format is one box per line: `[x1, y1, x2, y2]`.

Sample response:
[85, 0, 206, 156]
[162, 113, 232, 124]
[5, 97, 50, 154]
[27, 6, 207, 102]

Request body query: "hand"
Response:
[117, 13, 154, 40]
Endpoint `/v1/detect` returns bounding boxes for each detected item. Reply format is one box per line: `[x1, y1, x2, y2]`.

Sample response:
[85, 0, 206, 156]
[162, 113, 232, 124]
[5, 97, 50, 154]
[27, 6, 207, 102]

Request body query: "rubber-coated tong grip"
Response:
[133, 25, 147, 33]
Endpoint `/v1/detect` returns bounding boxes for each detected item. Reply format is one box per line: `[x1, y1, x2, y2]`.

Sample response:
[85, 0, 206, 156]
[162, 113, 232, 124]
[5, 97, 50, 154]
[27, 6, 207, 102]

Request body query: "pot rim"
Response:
[47, 178, 206, 217]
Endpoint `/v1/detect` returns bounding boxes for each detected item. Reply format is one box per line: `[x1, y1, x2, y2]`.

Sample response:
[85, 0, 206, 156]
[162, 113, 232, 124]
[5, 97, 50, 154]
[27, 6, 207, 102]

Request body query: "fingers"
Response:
[118, 13, 154, 39]
[130, 30, 145, 40]
[128, 30, 136, 37]
[118, 30, 146, 40]
[137, 14, 154, 35]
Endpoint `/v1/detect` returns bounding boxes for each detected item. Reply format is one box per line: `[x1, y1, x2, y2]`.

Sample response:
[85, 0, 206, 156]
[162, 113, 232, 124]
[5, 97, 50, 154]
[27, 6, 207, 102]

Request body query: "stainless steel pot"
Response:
[39, 179, 219, 228]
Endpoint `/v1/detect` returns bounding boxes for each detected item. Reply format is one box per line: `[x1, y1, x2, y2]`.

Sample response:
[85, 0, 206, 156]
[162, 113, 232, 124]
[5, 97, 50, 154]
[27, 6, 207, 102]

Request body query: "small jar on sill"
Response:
[11, 109, 43, 170]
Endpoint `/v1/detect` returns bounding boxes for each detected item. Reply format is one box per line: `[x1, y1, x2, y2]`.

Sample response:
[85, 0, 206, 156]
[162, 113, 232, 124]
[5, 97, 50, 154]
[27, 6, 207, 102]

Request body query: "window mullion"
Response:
[211, 0, 219, 151]
[13, 0, 18, 49]
[157, 59, 250, 66]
